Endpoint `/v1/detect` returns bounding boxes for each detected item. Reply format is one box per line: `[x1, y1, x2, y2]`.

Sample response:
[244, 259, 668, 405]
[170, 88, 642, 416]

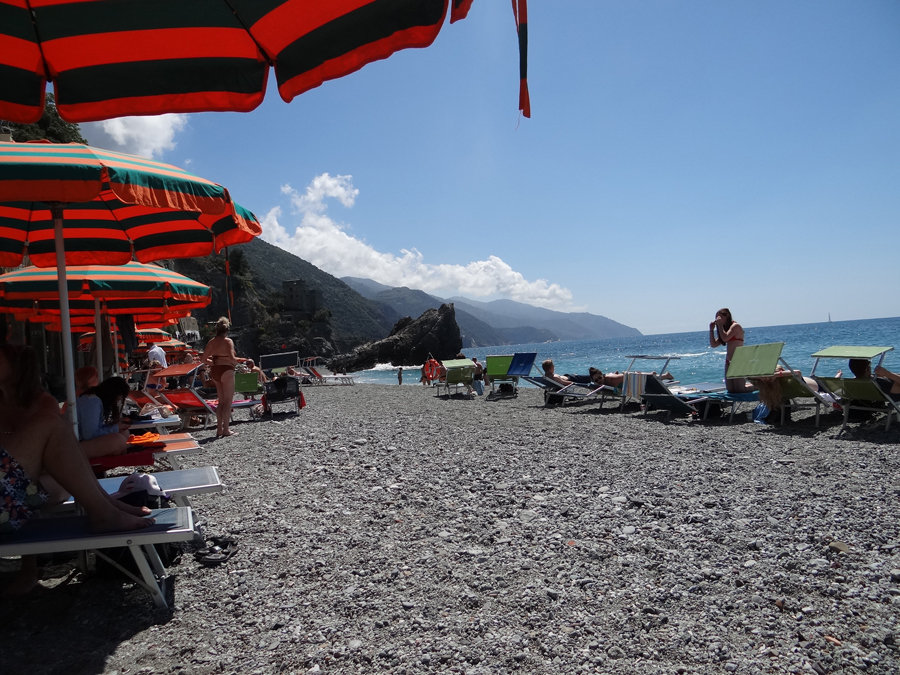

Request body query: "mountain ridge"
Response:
[341, 277, 641, 343]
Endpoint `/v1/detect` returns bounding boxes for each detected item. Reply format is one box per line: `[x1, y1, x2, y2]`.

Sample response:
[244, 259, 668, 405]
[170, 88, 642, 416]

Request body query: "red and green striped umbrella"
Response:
[12, 305, 194, 326]
[0, 262, 210, 304]
[134, 339, 188, 355]
[0, 143, 261, 267]
[0, 0, 475, 124]
[80, 326, 171, 348]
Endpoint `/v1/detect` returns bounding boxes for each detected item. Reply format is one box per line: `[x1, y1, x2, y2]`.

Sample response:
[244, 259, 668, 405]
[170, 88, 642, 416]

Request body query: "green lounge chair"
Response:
[721, 342, 832, 426]
[234, 371, 263, 397]
[486, 355, 514, 395]
[441, 359, 476, 398]
[810, 346, 899, 432]
[486, 352, 537, 398]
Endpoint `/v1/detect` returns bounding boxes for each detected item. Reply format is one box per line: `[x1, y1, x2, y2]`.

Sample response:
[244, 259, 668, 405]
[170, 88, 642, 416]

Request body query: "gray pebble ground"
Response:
[2, 384, 899, 675]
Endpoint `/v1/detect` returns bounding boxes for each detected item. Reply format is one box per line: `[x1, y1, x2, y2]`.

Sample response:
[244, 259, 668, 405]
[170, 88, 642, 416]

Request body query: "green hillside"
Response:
[172, 238, 399, 353]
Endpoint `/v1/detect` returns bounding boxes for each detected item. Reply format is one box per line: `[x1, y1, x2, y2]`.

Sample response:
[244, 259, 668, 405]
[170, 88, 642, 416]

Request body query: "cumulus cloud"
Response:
[261, 173, 574, 309]
[81, 114, 188, 159]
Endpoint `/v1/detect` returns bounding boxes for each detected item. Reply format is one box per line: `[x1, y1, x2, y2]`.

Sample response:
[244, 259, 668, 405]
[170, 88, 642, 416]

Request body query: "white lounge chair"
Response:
[0, 508, 194, 609]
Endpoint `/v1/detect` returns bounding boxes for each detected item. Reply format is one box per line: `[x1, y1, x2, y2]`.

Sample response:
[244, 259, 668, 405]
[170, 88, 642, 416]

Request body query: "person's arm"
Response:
[709, 322, 722, 347]
[227, 338, 240, 366]
[200, 341, 214, 367]
[716, 320, 744, 343]
[547, 372, 571, 386]
[874, 366, 900, 393]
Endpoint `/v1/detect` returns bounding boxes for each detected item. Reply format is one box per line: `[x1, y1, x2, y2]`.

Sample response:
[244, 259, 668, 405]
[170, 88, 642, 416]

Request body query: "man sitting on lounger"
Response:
[840, 359, 900, 401]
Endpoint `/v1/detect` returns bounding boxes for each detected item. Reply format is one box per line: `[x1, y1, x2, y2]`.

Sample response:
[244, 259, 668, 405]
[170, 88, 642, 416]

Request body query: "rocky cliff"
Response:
[329, 304, 462, 372]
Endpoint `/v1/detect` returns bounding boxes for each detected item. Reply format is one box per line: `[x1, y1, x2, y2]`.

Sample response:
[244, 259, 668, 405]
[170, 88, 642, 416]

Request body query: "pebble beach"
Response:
[3, 384, 899, 675]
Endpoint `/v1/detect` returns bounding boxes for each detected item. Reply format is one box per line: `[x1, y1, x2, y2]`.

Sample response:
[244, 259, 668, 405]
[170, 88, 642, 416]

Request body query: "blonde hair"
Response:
[542, 359, 554, 374]
[215, 317, 231, 335]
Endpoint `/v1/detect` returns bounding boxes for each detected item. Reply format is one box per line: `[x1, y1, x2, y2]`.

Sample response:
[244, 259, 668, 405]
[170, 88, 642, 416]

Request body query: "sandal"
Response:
[194, 536, 238, 567]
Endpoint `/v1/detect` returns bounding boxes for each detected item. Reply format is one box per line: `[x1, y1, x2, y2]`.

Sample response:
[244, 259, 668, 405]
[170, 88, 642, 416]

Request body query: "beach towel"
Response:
[624, 372, 648, 401]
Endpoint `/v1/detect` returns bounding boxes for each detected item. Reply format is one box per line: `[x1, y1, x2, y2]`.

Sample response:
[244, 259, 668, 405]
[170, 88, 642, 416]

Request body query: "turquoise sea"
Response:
[352, 316, 900, 386]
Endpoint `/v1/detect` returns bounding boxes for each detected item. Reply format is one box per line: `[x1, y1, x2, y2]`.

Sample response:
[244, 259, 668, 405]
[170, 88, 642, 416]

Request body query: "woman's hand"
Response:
[709, 321, 716, 330]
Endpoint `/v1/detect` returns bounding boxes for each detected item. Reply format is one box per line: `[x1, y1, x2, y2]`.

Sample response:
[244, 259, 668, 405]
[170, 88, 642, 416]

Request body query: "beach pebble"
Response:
[16, 385, 899, 675]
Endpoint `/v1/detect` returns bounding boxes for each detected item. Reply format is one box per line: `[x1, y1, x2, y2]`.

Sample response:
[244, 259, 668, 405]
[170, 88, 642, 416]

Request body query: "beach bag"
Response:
[95, 474, 181, 578]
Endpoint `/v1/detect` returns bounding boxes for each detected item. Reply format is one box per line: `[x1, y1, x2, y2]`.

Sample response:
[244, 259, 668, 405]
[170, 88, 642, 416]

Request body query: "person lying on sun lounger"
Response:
[541, 360, 672, 388]
[753, 365, 821, 412]
[0, 345, 153, 596]
[837, 359, 900, 401]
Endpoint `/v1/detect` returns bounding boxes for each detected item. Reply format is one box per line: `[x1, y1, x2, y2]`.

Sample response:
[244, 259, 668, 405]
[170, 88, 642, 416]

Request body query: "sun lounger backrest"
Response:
[840, 378, 894, 404]
[265, 377, 300, 401]
[643, 375, 670, 396]
[260, 351, 299, 370]
[780, 377, 814, 399]
[234, 372, 262, 394]
[129, 390, 161, 408]
[726, 342, 784, 379]
[815, 377, 846, 399]
[446, 367, 474, 385]
[486, 355, 513, 378]
[507, 352, 538, 377]
[161, 388, 211, 411]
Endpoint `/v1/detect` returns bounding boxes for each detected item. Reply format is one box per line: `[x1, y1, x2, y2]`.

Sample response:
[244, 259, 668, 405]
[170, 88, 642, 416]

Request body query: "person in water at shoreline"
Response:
[0, 344, 153, 596]
[709, 307, 755, 393]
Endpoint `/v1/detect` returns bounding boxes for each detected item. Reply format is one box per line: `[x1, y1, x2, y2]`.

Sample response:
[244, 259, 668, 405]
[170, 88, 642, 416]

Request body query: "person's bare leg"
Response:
[1, 413, 151, 596]
[219, 370, 236, 436]
[24, 415, 153, 532]
[210, 376, 224, 437]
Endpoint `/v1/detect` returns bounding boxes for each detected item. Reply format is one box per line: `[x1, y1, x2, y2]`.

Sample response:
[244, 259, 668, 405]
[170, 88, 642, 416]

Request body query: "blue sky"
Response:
[83, 1, 900, 335]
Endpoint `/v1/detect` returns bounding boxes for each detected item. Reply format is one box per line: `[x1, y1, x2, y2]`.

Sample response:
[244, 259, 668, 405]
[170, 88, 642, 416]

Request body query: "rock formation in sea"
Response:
[329, 303, 462, 372]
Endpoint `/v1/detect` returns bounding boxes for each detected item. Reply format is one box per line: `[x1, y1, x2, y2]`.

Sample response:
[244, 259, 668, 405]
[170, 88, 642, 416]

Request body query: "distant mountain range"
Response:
[342, 276, 640, 347]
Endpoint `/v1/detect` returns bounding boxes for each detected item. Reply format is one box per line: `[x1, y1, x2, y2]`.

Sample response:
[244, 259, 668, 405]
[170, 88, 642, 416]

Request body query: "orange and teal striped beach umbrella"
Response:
[0, 262, 210, 304]
[0, 142, 261, 267]
[0, 0, 475, 124]
[79, 326, 170, 348]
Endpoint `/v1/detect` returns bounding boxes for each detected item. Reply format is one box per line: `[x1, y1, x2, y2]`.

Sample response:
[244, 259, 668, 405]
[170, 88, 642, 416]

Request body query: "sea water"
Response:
[352, 316, 900, 386]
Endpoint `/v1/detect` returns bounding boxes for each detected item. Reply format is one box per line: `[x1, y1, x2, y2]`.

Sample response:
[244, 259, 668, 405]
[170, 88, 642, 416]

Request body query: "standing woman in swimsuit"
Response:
[709, 308, 753, 393]
[201, 317, 241, 438]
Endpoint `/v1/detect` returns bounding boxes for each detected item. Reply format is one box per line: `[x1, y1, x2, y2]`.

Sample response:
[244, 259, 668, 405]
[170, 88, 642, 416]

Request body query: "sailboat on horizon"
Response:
[828, 312, 832, 323]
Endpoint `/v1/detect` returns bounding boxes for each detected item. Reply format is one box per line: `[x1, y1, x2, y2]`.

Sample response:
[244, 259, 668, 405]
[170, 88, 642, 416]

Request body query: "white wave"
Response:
[367, 363, 423, 372]
[664, 351, 721, 358]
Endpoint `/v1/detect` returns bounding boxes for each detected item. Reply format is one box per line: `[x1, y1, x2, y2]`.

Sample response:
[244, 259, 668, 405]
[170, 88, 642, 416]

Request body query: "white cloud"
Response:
[81, 114, 188, 159]
[261, 173, 574, 309]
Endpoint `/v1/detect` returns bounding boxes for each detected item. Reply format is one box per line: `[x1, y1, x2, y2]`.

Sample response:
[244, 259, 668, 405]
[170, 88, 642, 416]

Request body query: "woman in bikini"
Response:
[201, 317, 243, 438]
[0, 344, 152, 595]
[709, 307, 754, 393]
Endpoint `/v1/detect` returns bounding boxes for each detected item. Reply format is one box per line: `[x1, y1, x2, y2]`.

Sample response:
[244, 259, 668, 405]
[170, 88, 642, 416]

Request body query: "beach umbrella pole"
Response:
[52, 204, 79, 438]
[94, 298, 102, 378]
